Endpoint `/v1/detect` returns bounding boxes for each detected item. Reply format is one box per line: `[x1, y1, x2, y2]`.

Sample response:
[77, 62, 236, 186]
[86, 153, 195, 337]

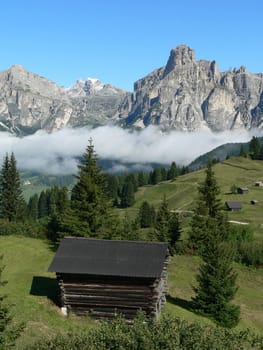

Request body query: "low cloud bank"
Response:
[0, 126, 260, 175]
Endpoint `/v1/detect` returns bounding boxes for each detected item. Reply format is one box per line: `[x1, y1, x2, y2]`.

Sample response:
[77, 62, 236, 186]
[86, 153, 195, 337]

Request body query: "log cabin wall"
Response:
[57, 266, 168, 319]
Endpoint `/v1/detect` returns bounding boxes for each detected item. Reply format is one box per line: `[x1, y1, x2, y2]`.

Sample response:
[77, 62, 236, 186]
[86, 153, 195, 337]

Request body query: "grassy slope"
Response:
[0, 236, 95, 348]
[133, 157, 263, 238]
[0, 235, 262, 349]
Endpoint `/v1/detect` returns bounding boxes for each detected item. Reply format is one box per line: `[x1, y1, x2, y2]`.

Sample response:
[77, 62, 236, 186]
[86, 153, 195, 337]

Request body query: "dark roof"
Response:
[225, 201, 242, 209]
[48, 238, 168, 278]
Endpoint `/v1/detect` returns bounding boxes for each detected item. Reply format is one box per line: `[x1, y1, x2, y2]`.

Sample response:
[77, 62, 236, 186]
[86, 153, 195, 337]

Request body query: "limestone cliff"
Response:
[0, 65, 126, 134]
[116, 45, 263, 132]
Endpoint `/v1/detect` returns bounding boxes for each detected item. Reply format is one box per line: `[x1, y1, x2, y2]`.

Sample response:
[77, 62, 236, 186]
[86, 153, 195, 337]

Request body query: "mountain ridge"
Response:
[0, 45, 263, 135]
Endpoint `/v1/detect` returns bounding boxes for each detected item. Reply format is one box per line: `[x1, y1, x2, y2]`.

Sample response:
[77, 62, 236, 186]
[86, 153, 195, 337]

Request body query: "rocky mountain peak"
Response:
[67, 77, 126, 98]
[163, 45, 195, 76]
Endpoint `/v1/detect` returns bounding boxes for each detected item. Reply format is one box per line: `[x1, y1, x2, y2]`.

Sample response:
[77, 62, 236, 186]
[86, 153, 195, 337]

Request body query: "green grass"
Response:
[167, 255, 263, 334]
[0, 236, 96, 349]
[0, 235, 262, 349]
[129, 157, 263, 238]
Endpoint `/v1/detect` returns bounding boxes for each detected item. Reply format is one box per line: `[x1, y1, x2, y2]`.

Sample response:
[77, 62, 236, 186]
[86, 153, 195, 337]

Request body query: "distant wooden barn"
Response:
[237, 187, 249, 194]
[255, 181, 263, 187]
[48, 237, 169, 320]
[225, 201, 242, 211]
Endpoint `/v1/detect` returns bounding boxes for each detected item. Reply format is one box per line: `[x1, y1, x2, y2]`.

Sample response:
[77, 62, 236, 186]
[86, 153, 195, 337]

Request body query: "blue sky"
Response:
[0, 0, 262, 91]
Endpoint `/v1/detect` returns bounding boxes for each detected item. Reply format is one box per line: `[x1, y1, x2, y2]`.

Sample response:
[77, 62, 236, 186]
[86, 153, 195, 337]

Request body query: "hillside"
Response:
[131, 157, 263, 238]
[0, 236, 262, 349]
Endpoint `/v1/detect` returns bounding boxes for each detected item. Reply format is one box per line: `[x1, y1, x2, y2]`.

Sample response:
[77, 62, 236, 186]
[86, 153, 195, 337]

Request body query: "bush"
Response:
[0, 219, 46, 238]
[25, 312, 263, 350]
[237, 241, 263, 266]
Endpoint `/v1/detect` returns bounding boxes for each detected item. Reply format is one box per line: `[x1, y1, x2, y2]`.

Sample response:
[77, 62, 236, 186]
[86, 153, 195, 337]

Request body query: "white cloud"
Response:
[0, 126, 260, 175]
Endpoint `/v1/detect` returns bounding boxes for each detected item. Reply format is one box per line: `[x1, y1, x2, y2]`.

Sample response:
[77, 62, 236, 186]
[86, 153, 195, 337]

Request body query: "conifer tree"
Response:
[167, 212, 181, 250]
[249, 136, 261, 159]
[167, 161, 178, 180]
[138, 201, 155, 228]
[69, 139, 113, 236]
[190, 162, 239, 327]
[27, 194, 39, 220]
[155, 196, 170, 242]
[192, 219, 240, 328]
[198, 161, 222, 218]
[120, 180, 135, 208]
[239, 144, 247, 157]
[137, 172, 146, 187]
[38, 191, 48, 218]
[0, 153, 25, 221]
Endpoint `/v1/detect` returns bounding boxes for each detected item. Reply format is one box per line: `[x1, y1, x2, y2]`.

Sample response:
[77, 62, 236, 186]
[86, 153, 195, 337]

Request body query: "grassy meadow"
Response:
[131, 157, 263, 239]
[0, 234, 263, 348]
[1, 156, 263, 346]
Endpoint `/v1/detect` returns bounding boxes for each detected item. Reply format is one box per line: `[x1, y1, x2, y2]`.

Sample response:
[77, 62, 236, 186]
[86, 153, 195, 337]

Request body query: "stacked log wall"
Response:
[57, 267, 168, 320]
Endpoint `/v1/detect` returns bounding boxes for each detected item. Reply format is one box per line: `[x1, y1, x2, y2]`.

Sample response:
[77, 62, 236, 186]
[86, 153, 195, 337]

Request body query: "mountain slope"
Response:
[116, 45, 263, 132]
[0, 65, 126, 135]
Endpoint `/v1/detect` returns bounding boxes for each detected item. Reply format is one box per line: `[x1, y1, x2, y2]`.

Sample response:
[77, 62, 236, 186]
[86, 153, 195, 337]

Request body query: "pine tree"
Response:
[189, 161, 229, 250]
[0, 153, 25, 222]
[138, 201, 155, 228]
[198, 161, 222, 218]
[167, 161, 178, 180]
[137, 172, 146, 187]
[167, 212, 181, 251]
[38, 191, 48, 218]
[151, 168, 162, 185]
[192, 219, 240, 328]
[69, 139, 113, 236]
[239, 144, 246, 157]
[249, 136, 261, 159]
[190, 162, 239, 327]
[155, 196, 170, 242]
[120, 180, 135, 208]
[27, 194, 39, 220]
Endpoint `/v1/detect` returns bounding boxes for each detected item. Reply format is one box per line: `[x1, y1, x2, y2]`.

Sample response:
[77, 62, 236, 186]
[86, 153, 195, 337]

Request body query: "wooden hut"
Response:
[225, 201, 242, 211]
[48, 237, 169, 320]
[237, 187, 249, 194]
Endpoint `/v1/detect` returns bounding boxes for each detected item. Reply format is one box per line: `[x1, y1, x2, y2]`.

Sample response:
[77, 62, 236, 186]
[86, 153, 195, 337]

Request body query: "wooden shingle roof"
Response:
[48, 237, 168, 278]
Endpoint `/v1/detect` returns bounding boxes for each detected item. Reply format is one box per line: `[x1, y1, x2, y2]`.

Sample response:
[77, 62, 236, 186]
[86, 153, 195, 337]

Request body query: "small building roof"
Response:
[225, 201, 242, 210]
[238, 187, 248, 191]
[48, 237, 168, 278]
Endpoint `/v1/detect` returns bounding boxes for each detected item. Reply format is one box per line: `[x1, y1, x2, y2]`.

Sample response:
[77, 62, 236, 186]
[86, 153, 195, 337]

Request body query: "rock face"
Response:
[1, 46, 263, 135]
[0, 65, 126, 134]
[116, 45, 263, 132]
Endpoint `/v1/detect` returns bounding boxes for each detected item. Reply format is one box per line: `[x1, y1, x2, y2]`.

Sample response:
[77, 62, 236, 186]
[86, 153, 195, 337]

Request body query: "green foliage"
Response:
[230, 184, 238, 194]
[120, 180, 135, 208]
[138, 201, 155, 228]
[0, 153, 26, 222]
[0, 219, 46, 238]
[167, 161, 178, 180]
[189, 162, 240, 327]
[70, 141, 112, 234]
[249, 136, 261, 159]
[237, 241, 263, 266]
[198, 161, 222, 218]
[192, 218, 240, 328]
[154, 196, 181, 250]
[239, 144, 247, 157]
[25, 312, 263, 350]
